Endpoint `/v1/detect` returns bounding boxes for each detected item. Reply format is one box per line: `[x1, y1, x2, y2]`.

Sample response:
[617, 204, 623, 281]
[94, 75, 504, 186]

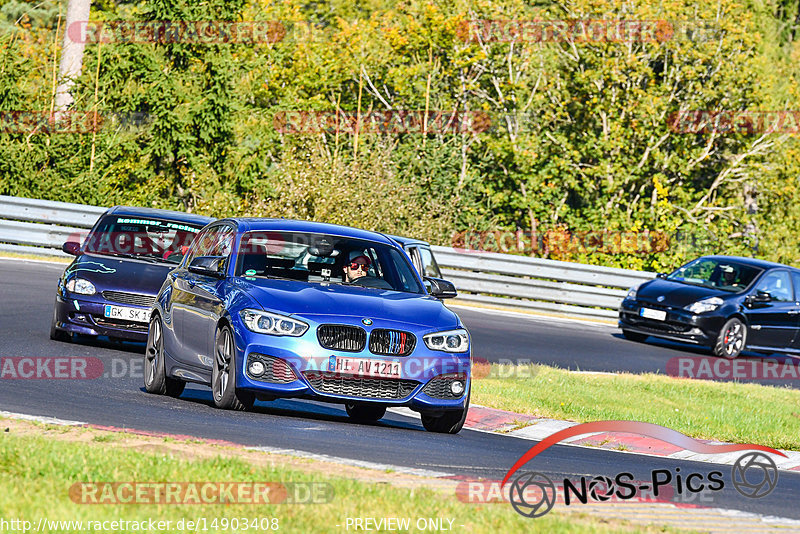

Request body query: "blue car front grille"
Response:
[302, 371, 418, 400]
[92, 316, 148, 332]
[102, 291, 155, 307]
[317, 325, 367, 352]
[368, 329, 416, 356]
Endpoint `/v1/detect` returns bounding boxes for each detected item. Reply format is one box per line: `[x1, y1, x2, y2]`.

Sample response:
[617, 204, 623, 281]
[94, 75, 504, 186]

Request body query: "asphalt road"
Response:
[457, 305, 800, 388]
[2, 259, 800, 522]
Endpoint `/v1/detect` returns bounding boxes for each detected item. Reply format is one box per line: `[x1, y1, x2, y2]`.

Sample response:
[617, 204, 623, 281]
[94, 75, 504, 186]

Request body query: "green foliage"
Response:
[1, 0, 800, 271]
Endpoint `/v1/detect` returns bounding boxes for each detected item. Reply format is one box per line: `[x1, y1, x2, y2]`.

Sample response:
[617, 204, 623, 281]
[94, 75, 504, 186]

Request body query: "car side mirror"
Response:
[754, 290, 772, 302]
[656, 272, 667, 279]
[424, 276, 457, 299]
[188, 256, 226, 278]
[747, 290, 772, 306]
[62, 241, 81, 256]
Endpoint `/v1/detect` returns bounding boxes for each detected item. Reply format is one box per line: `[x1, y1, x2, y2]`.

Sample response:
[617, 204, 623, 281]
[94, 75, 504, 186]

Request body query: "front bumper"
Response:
[618, 298, 726, 346]
[54, 295, 149, 341]
[231, 329, 471, 412]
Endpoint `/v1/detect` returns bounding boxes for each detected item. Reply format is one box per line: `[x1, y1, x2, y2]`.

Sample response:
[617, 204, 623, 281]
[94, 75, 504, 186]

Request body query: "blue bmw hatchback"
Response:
[145, 218, 471, 433]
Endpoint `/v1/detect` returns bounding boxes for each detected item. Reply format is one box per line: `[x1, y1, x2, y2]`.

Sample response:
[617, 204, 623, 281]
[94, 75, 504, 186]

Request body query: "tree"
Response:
[54, 0, 91, 111]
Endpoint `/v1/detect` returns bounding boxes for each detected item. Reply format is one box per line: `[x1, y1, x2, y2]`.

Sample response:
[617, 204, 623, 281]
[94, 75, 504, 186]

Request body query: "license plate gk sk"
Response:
[104, 305, 149, 323]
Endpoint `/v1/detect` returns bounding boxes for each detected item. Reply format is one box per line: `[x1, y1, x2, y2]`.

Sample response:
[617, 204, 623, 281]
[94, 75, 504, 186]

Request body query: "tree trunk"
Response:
[54, 0, 92, 112]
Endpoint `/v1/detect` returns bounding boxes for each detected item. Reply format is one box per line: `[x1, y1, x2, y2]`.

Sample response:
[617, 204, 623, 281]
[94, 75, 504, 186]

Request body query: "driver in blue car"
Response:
[343, 253, 371, 283]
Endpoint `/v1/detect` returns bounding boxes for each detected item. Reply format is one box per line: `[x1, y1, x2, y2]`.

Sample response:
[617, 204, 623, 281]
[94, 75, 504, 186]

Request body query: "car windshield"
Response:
[235, 231, 424, 294]
[666, 257, 762, 293]
[83, 215, 205, 264]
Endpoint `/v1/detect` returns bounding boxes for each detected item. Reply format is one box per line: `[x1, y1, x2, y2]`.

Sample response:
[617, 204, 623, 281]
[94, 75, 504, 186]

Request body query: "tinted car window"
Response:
[185, 225, 235, 266]
[83, 215, 204, 264]
[417, 246, 442, 278]
[754, 270, 794, 302]
[793, 272, 800, 301]
[235, 231, 424, 294]
[666, 257, 762, 292]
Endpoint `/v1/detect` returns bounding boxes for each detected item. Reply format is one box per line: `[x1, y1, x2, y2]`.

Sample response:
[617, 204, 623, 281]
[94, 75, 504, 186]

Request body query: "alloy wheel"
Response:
[723, 321, 744, 357]
[144, 317, 161, 388]
[214, 328, 232, 401]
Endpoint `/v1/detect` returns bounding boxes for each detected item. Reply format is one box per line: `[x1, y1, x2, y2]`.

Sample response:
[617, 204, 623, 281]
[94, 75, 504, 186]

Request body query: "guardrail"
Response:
[0, 195, 652, 319]
[0, 196, 97, 257]
[432, 246, 653, 319]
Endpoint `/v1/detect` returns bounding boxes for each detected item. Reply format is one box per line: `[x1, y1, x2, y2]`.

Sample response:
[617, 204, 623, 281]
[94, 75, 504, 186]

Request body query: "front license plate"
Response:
[331, 357, 402, 378]
[104, 305, 149, 323]
[639, 307, 667, 321]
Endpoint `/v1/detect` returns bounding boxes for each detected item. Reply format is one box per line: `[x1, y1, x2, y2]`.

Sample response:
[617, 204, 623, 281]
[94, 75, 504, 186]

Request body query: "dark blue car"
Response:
[145, 218, 471, 433]
[51, 206, 213, 342]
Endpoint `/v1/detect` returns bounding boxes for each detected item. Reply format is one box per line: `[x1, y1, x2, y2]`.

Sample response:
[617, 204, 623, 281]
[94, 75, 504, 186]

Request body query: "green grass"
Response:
[472, 363, 800, 450]
[0, 429, 672, 534]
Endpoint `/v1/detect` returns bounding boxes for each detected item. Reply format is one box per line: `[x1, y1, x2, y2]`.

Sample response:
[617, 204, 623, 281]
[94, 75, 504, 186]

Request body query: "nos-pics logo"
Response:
[502, 421, 782, 519]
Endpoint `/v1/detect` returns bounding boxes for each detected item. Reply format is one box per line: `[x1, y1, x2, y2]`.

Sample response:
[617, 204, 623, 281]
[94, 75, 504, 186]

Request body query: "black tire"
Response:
[49, 306, 71, 342]
[345, 403, 387, 422]
[421, 389, 470, 434]
[212, 325, 255, 411]
[713, 317, 746, 359]
[144, 315, 185, 397]
[622, 330, 648, 343]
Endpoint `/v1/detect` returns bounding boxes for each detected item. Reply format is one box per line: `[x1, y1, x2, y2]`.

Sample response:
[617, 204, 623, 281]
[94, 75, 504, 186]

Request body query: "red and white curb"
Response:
[394, 404, 800, 473]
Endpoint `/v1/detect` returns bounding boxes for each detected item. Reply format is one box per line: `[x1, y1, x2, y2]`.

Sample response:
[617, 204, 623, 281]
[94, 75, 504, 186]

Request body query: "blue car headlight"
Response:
[66, 277, 96, 295]
[684, 297, 724, 314]
[423, 328, 469, 353]
[240, 309, 309, 337]
[626, 285, 638, 299]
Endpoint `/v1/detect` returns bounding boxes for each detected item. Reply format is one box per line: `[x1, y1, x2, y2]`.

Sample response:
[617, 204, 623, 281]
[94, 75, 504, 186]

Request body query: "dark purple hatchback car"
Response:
[50, 206, 213, 342]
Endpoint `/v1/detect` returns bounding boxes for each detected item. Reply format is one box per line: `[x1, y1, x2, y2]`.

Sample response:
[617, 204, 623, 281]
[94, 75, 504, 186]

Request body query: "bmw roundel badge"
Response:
[362, 318, 373, 325]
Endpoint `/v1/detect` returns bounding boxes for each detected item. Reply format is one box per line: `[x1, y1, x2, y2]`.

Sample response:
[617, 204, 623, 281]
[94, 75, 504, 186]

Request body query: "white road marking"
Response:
[245, 445, 452, 478]
[0, 256, 67, 267]
[0, 410, 85, 426]
[447, 303, 616, 329]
